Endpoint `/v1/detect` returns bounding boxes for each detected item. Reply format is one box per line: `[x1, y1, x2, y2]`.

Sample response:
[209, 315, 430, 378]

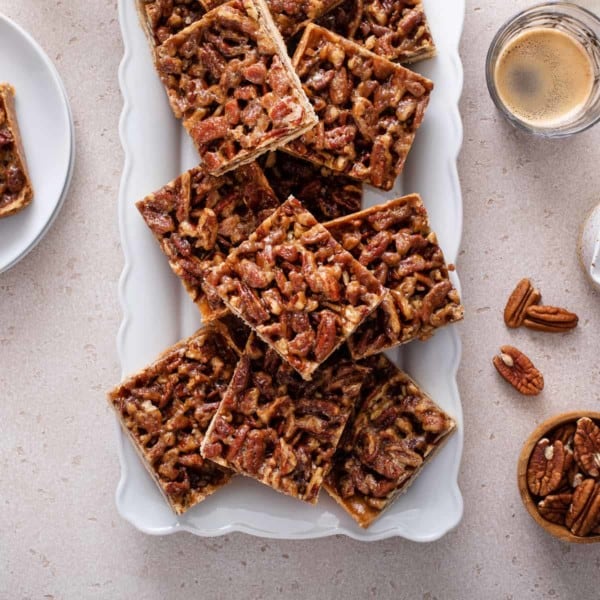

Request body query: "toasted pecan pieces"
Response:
[492, 345, 544, 396]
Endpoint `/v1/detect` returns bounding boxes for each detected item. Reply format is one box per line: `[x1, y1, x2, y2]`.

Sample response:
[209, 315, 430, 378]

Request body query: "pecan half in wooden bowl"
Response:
[517, 411, 600, 544]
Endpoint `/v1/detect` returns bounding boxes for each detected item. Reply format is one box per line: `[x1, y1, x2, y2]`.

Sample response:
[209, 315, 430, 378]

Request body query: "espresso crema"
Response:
[494, 27, 594, 128]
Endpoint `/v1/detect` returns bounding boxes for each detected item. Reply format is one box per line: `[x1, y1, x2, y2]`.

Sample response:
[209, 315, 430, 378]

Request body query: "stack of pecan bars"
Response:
[108, 0, 464, 527]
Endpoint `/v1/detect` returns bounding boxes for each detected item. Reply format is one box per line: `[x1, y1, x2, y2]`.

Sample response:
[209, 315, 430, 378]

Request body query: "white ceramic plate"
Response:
[116, 0, 465, 541]
[0, 14, 74, 274]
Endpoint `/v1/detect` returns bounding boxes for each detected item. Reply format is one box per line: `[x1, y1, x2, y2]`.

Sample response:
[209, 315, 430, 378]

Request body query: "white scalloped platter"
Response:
[116, 0, 465, 541]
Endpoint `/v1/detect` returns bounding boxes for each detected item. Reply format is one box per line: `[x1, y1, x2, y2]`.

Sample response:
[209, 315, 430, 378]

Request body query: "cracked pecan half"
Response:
[493, 345, 544, 396]
[527, 438, 566, 497]
[538, 492, 573, 526]
[574, 417, 600, 478]
[503, 278, 541, 328]
[523, 305, 579, 333]
[565, 478, 600, 537]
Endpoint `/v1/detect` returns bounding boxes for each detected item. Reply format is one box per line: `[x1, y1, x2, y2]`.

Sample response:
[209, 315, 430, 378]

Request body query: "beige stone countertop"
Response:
[2, 1, 600, 598]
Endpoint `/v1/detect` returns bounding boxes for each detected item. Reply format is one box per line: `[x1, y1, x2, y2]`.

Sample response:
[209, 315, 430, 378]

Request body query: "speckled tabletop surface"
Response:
[2, 1, 600, 598]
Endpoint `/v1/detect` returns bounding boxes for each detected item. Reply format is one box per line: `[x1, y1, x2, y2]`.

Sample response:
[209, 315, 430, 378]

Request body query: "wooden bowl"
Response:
[517, 411, 600, 544]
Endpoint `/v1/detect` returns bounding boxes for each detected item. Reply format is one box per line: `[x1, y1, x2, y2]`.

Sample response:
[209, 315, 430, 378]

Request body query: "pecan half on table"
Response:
[201, 335, 367, 503]
[155, 0, 317, 174]
[136, 162, 279, 320]
[317, 0, 436, 64]
[492, 345, 544, 396]
[0, 84, 33, 218]
[523, 305, 579, 333]
[107, 321, 242, 514]
[260, 150, 362, 222]
[136, 0, 205, 46]
[286, 24, 433, 190]
[205, 197, 386, 380]
[201, 0, 344, 38]
[503, 278, 541, 328]
[325, 194, 463, 359]
[325, 353, 456, 528]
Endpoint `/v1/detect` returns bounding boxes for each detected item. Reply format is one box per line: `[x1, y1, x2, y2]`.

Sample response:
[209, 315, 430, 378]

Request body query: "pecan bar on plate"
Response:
[325, 194, 464, 359]
[155, 0, 317, 174]
[286, 24, 433, 190]
[325, 353, 456, 527]
[205, 197, 386, 380]
[137, 162, 279, 320]
[0, 84, 33, 219]
[201, 335, 367, 503]
[260, 150, 362, 222]
[200, 0, 344, 39]
[317, 0, 436, 64]
[108, 322, 241, 515]
[136, 0, 205, 46]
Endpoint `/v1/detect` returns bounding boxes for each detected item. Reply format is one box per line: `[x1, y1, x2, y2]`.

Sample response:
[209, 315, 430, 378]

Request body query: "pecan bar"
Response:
[136, 0, 205, 46]
[0, 84, 33, 219]
[325, 353, 456, 527]
[286, 24, 433, 190]
[317, 0, 436, 64]
[260, 150, 362, 222]
[201, 335, 367, 503]
[108, 323, 242, 514]
[205, 197, 386, 379]
[156, 0, 317, 174]
[137, 163, 279, 320]
[325, 195, 464, 359]
[200, 0, 343, 38]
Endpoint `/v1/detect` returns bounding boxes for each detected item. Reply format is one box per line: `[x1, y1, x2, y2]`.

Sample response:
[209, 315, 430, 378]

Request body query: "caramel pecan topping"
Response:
[201, 0, 344, 38]
[317, 0, 436, 64]
[156, 0, 316, 173]
[139, 0, 205, 45]
[527, 438, 566, 497]
[201, 335, 366, 503]
[108, 323, 241, 514]
[492, 345, 544, 396]
[523, 305, 579, 333]
[574, 417, 600, 478]
[0, 84, 33, 218]
[287, 25, 433, 190]
[260, 150, 362, 222]
[206, 197, 385, 380]
[325, 195, 463, 359]
[325, 353, 455, 528]
[503, 278, 541, 329]
[137, 163, 279, 320]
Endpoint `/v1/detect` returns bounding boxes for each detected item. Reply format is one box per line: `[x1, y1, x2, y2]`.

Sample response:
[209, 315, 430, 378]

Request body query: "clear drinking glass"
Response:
[486, 2, 600, 137]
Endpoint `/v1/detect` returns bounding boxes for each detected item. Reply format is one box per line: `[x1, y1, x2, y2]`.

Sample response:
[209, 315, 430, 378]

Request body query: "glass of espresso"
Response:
[486, 2, 600, 137]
